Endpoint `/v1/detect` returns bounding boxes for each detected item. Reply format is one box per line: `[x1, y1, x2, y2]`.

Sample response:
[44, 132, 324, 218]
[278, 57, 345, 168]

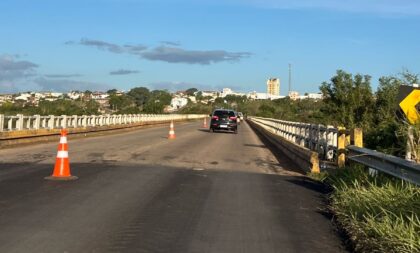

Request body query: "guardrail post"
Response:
[41, 117, 47, 128]
[406, 126, 413, 161]
[338, 127, 346, 168]
[17, 114, 24, 130]
[26, 116, 31, 129]
[99, 115, 104, 126]
[34, 115, 41, 129]
[82, 115, 87, 127]
[72, 115, 78, 128]
[7, 117, 13, 131]
[48, 115, 55, 129]
[91, 115, 96, 127]
[0, 114, 4, 132]
[61, 115, 67, 129]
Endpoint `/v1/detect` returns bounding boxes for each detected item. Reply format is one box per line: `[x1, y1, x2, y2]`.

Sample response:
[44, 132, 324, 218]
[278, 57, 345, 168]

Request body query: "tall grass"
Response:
[326, 166, 420, 253]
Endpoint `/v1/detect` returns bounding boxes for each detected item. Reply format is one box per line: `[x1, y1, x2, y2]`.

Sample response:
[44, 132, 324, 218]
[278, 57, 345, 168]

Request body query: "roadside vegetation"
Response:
[309, 167, 420, 253]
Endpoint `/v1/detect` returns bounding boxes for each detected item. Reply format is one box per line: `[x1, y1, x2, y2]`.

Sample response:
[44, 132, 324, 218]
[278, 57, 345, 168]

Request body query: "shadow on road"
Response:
[244, 143, 267, 148]
[285, 177, 330, 194]
[247, 123, 307, 175]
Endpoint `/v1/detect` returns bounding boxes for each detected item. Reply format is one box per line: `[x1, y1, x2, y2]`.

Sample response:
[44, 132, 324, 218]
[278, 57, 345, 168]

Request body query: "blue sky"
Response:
[0, 0, 419, 94]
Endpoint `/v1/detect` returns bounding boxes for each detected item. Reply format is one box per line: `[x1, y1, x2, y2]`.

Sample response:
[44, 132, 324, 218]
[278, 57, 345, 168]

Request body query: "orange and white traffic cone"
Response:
[45, 129, 78, 181]
[203, 117, 207, 128]
[168, 121, 176, 139]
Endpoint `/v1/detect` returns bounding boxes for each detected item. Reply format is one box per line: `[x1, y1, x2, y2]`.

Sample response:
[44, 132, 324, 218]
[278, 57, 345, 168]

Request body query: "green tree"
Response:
[366, 71, 419, 155]
[195, 91, 203, 101]
[143, 90, 172, 113]
[127, 87, 150, 108]
[108, 94, 135, 112]
[106, 89, 118, 95]
[319, 70, 374, 129]
[185, 88, 198, 96]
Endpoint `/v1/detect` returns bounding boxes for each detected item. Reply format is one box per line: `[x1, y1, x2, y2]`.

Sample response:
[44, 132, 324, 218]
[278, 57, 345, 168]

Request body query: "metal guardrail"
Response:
[0, 114, 207, 132]
[249, 116, 420, 185]
[348, 146, 420, 185]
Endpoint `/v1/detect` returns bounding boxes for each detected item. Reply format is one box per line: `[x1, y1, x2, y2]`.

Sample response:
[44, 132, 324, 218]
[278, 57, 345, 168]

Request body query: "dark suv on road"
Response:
[209, 109, 238, 134]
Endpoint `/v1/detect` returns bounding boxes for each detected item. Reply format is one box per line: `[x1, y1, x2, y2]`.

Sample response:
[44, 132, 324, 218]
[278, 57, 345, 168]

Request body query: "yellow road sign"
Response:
[399, 89, 420, 124]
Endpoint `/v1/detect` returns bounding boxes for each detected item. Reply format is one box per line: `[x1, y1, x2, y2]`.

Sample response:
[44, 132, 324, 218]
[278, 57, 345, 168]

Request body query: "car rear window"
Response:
[214, 110, 235, 117]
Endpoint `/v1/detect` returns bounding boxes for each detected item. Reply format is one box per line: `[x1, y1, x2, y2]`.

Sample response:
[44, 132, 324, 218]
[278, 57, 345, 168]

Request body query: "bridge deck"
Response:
[0, 121, 347, 252]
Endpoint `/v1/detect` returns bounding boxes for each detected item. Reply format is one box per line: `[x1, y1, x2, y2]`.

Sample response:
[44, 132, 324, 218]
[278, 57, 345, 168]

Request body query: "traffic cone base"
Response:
[44, 175, 78, 181]
[45, 129, 77, 181]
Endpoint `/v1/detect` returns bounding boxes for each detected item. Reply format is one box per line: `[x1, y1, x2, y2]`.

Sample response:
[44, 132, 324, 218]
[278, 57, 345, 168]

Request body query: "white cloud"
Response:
[0, 55, 39, 92]
[70, 38, 251, 65]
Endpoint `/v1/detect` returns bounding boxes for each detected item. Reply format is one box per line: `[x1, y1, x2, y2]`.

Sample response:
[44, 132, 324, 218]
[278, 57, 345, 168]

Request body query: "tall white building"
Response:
[267, 78, 280, 96]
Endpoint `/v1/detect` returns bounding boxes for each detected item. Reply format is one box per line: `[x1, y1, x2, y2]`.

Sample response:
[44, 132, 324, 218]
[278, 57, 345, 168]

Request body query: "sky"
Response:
[0, 0, 419, 94]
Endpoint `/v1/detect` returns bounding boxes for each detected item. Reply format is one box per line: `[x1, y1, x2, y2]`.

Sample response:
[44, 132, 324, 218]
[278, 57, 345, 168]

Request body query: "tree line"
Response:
[0, 87, 173, 116]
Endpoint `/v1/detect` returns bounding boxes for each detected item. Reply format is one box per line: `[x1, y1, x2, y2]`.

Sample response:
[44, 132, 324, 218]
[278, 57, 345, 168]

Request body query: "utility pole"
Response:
[288, 63, 292, 94]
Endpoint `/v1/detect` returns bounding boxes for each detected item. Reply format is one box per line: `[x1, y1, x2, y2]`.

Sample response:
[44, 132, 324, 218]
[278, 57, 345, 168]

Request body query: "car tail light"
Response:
[229, 116, 237, 121]
[212, 116, 219, 120]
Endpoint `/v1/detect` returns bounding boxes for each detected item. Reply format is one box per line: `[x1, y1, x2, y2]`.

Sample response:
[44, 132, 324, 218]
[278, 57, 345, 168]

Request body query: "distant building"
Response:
[248, 91, 284, 100]
[267, 78, 280, 96]
[170, 97, 188, 110]
[307, 93, 323, 100]
[201, 91, 219, 98]
[0, 94, 13, 104]
[188, 96, 197, 103]
[289, 92, 323, 100]
[221, 88, 233, 97]
[92, 92, 109, 100]
[67, 91, 82, 100]
[288, 91, 299, 101]
[14, 93, 32, 101]
[49, 92, 63, 98]
[220, 88, 246, 98]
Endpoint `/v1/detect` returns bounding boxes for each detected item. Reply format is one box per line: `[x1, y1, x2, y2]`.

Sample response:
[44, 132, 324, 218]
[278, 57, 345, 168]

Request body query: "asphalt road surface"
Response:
[0, 121, 347, 253]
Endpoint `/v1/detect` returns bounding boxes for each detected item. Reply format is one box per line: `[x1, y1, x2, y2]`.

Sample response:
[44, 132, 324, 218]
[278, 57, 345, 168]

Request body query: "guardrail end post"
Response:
[310, 152, 320, 173]
[338, 127, 346, 168]
[353, 128, 363, 147]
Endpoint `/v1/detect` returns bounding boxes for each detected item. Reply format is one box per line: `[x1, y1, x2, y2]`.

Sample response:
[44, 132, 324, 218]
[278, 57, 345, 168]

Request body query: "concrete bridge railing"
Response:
[0, 113, 207, 148]
[0, 114, 206, 132]
[249, 117, 340, 161]
[248, 116, 420, 185]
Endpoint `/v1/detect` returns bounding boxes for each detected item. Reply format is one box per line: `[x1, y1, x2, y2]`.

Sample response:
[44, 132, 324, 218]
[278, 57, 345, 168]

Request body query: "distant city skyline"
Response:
[0, 0, 419, 94]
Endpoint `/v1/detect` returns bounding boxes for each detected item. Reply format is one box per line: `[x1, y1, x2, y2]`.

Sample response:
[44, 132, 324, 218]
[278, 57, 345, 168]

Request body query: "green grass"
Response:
[312, 166, 420, 253]
[307, 171, 329, 182]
